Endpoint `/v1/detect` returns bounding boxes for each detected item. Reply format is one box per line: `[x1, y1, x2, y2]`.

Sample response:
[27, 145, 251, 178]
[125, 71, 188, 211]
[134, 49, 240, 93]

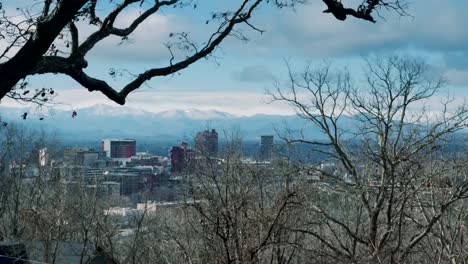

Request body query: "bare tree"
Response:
[0, 125, 122, 263]
[155, 131, 307, 264]
[0, 0, 407, 106]
[269, 55, 468, 263]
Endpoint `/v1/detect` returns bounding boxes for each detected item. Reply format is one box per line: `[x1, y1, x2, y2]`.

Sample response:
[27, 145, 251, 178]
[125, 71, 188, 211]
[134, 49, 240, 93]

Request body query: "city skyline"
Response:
[1, 1, 467, 263]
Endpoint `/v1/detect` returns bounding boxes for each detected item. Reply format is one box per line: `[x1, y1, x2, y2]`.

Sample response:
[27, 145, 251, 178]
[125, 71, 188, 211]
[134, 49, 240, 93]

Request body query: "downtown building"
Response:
[259, 135, 274, 161]
[63, 147, 107, 167]
[195, 129, 219, 157]
[169, 141, 194, 173]
[102, 139, 136, 164]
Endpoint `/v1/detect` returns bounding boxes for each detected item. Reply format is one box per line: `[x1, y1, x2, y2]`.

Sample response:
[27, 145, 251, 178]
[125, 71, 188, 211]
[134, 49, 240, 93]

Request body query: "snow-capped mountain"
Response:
[71, 105, 237, 120]
[156, 109, 237, 120]
[0, 104, 332, 141]
[77, 104, 154, 117]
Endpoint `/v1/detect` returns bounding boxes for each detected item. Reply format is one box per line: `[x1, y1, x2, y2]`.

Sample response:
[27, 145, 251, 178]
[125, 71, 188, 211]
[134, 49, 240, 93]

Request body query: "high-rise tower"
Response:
[195, 129, 219, 157]
[260, 135, 274, 161]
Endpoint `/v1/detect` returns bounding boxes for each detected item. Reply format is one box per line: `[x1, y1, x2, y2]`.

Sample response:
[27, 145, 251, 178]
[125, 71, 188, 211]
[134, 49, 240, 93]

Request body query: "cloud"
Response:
[222, 1, 468, 89]
[0, 88, 294, 116]
[84, 11, 179, 63]
[444, 69, 468, 86]
[232, 65, 275, 82]
[227, 1, 468, 62]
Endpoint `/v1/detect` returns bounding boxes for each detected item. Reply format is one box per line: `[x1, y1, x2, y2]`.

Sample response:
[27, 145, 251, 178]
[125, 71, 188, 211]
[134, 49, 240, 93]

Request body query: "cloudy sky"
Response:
[2, 0, 468, 116]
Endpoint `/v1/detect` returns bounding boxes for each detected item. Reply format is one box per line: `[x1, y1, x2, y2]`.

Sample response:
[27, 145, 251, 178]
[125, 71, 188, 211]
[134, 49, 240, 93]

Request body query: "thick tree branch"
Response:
[69, 0, 263, 105]
[322, 0, 394, 23]
[0, 0, 89, 99]
[69, 22, 79, 55]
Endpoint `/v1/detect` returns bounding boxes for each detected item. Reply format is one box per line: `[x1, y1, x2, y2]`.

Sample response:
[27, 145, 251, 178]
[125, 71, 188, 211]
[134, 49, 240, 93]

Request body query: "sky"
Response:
[1, 0, 468, 116]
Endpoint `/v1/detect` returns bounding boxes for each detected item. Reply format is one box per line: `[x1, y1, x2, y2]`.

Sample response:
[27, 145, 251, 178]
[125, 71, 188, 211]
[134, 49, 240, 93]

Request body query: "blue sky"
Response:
[2, 0, 468, 115]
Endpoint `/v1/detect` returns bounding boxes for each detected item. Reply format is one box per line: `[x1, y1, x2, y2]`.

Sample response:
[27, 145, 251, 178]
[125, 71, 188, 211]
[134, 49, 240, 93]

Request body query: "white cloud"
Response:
[85, 10, 182, 63]
[2, 88, 294, 116]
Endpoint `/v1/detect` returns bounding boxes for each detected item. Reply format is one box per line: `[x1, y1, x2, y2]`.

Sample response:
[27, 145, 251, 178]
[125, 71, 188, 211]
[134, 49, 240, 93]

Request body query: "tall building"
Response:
[170, 141, 194, 173]
[195, 129, 218, 157]
[260, 135, 274, 161]
[102, 139, 136, 160]
[170, 146, 185, 173]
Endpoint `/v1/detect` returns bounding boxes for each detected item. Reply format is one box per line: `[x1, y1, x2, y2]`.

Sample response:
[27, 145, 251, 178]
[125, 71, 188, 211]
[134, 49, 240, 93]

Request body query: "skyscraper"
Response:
[195, 129, 218, 157]
[260, 135, 274, 161]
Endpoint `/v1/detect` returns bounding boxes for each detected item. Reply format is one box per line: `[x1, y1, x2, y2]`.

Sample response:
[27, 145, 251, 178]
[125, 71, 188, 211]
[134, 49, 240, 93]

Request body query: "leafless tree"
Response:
[0, 125, 122, 263]
[269, 55, 468, 263]
[154, 131, 307, 264]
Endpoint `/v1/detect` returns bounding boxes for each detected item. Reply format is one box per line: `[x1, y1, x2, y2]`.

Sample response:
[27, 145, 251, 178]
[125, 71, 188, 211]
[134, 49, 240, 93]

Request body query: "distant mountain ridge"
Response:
[70, 104, 239, 120]
[0, 104, 341, 142]
[156, 108, 237, 120]
[77, 104, 153, 117]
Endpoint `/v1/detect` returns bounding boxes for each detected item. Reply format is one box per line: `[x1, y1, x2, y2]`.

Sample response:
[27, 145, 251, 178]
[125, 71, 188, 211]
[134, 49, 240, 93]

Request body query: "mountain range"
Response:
[0, 104, 329, 142]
